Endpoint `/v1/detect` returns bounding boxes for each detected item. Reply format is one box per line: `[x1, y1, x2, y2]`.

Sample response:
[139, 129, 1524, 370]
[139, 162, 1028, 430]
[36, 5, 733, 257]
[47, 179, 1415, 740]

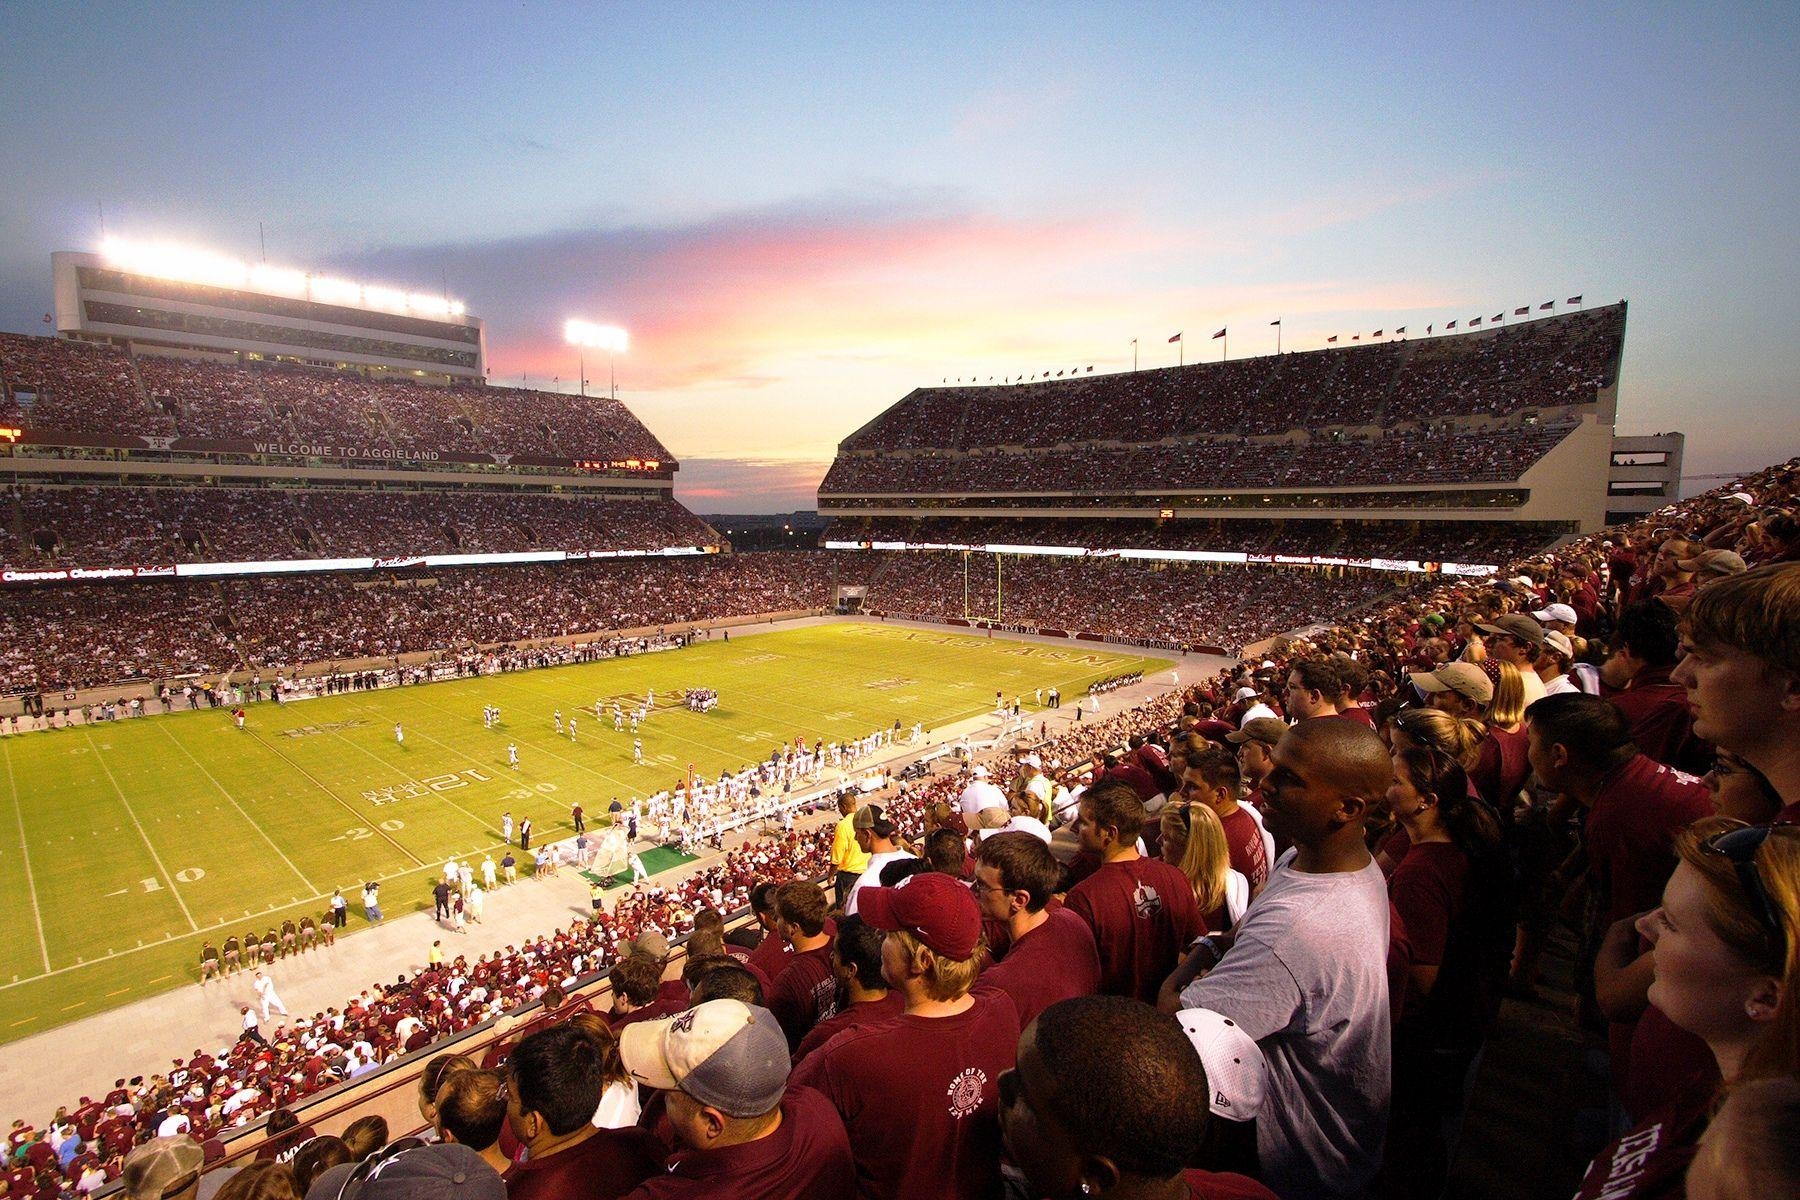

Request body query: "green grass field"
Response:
[0, 622, 1162, 1041]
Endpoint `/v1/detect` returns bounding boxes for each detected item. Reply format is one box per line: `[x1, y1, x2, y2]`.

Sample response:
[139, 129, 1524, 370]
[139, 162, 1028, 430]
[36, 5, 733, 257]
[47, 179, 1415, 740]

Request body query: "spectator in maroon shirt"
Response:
[1674, 563, 1800, 821]
[743, 884, 792, 982]
[502, 1023, 666, 1200]
[1284, 657, 1349, 721]
[766, 882, 837, 1050]
[619, 999, 853, 1200]
[433, 1069, 512, 1176]
[1227, 719, 1283, 813]
[998, 995, 1278, 1200]
[790, 872, 1020, 1200]
[1570, 819, 1799, 1200]
[1181, 746, 1270, 894]
[792, 916, 904, 1065]
[973, 832, 1102, 1028]
[1600, 602, 1706, 772]
[1065, 781, 1204, 1004]
[1529, 693, 1713, 1096]
[608, 955, 681, 1033]
[1380, 745, 1512, 1200]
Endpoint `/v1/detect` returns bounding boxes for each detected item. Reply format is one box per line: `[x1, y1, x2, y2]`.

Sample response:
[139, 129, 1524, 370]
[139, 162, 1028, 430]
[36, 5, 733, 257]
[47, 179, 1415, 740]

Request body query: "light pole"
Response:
[564, 320, 628, 399]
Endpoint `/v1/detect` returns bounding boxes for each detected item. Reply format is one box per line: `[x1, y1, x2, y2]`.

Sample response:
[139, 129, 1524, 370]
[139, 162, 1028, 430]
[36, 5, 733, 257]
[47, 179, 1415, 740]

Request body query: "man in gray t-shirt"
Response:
[1160, 718, 1394, 1200]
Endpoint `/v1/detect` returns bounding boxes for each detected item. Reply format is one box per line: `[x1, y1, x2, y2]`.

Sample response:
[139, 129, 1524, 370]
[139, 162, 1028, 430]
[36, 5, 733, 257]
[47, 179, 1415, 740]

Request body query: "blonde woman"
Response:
[1159, 802, 1248, 932]
[1471, 660, 1530, 814]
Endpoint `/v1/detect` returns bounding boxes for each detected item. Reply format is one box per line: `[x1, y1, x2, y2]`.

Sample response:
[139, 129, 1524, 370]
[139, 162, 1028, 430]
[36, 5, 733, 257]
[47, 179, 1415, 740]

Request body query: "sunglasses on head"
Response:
[1702, 825, 1787, 946]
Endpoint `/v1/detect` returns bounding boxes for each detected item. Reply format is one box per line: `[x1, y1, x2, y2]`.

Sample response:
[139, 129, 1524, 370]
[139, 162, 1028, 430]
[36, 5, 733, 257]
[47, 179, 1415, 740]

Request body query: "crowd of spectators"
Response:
[828, 515, 1559, 564]
[3, 820, 837, 1197]
[821, 419, 1581, 496]
[863, 553, 1400, 651]
[8, 455, 1800, 1200]
[0, 336, 673, 466]
[0, 334, 174, 437]
[0, 489, 715, 567]
[842, 305, 1624, 453]
[0, 553, 840, 693]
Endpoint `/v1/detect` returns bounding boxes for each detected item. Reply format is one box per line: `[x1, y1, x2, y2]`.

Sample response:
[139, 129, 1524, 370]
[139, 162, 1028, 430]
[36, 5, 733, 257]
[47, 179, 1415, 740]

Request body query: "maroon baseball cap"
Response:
[856, 872, 982, 960]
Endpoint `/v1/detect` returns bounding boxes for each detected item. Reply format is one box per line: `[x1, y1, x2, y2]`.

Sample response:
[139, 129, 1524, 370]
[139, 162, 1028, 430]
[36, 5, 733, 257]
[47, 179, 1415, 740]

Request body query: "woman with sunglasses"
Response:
[1573, 819, 1800, 1199]
[1379, 745, 1511, 1200]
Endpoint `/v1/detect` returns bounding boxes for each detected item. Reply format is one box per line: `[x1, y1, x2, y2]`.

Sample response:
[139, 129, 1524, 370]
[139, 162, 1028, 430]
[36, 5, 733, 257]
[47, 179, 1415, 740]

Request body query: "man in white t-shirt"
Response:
[1018, 755, 1053, 821]
[1159, 718, 1393, 1200]
[844, 804, 913, 915]
[957, 765, 1007, 820]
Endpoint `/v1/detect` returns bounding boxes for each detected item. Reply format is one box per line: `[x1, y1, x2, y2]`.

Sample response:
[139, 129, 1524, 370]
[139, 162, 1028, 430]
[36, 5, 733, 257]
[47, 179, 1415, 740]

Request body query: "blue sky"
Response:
[1, 3, 1794, 510]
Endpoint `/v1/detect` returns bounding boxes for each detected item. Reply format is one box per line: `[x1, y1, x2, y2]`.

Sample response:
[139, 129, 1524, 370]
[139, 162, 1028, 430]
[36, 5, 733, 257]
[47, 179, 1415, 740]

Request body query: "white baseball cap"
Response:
[1175, 1007, 1268, 1121]
[1531, 603, 1578, 626]
[618, 999, 789, 1118]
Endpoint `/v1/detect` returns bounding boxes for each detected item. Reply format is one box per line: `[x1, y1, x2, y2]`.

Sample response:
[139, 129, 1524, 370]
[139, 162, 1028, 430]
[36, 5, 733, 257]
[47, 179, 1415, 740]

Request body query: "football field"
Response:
[0, 621, 1164, 1040]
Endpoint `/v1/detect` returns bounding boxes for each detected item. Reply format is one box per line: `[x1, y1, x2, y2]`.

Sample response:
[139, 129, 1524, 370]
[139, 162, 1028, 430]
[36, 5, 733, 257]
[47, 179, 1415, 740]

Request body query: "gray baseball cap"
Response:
[619, 999, 789, 1118]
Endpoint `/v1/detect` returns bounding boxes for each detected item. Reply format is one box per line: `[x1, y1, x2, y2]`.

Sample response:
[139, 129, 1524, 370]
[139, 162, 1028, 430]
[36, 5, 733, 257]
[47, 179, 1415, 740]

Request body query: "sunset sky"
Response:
[1, 4, 1794, 511]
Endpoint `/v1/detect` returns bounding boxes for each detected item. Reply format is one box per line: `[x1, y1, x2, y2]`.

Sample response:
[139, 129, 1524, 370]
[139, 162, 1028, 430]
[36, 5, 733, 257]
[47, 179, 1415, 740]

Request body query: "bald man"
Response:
[1158, 718, 1393, 1200]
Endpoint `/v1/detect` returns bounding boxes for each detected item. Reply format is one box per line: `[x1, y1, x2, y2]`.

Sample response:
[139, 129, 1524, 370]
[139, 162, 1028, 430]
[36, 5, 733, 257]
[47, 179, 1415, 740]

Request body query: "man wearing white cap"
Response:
[1017, 755, 1052, 822]
[1531, 602, 1579, 636]
[1536, 630, 1584, 696]
[956, 766, 1007, 821]
[619, 999, 853, 1198]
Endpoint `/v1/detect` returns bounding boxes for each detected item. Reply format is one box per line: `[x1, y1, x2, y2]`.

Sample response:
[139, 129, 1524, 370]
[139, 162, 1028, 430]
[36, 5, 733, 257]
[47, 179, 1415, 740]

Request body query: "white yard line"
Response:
[82, 730, 198, 932]
[246, 730, 424, 867]
[321, 730, 501, 842]
[151, 721, 319, 893]
[1, 744, 53, 974]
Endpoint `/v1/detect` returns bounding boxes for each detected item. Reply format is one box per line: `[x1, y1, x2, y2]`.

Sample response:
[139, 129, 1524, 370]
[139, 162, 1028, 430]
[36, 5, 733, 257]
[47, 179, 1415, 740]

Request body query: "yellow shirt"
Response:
[832, 812, 871, 873]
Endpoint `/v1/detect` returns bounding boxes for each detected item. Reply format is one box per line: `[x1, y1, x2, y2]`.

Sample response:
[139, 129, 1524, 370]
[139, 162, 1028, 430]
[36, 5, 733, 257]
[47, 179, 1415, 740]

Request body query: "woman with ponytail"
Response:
[1379, 744, 1513, 1200]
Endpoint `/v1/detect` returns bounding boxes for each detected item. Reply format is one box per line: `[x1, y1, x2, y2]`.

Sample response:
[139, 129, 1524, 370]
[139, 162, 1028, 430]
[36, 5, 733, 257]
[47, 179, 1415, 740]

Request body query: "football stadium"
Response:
[2, 10, 1797, 1200]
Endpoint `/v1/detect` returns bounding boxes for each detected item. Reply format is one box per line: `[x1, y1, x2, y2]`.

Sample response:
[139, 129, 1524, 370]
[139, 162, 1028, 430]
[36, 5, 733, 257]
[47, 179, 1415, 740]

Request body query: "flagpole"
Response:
[1179, 339, 1183, 368]
[1222, 332, 1227, 362]
[1276, 323, 1281, 354]
[1131, 339, 1138, 372]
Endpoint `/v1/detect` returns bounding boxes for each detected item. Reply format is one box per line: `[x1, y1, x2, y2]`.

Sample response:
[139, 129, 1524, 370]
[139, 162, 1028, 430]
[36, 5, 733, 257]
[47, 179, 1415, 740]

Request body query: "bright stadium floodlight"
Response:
[565, 320, 628, 397]
[97, 235, 466, 319]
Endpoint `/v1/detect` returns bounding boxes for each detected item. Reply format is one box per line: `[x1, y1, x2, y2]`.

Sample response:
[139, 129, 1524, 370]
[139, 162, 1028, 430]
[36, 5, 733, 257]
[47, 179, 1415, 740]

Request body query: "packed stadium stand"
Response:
[13, 457, 1799, 1200]
[0, 334, 672, 468]
[833, 306, 1625, 453]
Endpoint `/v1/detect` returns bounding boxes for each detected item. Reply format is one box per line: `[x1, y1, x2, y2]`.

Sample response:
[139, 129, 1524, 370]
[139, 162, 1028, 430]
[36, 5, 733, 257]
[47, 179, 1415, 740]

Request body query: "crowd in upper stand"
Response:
[820, 421, 1579, 496]
[839, 306, 1624, 453]
[827, 516, 1558, 564]
[0, 490, 713, 567]
[0, 335, 671, 465]
[7, 456, 1800, 1200]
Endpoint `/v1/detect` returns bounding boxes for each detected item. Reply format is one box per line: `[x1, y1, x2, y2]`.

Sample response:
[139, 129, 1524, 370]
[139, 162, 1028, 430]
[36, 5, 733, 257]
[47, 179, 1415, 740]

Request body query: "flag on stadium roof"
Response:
[1492, 313, 1504, 322]
[1327, 335, 1338, 342]
[1568, 294, 1583, 304]
[1540, 301, 1555, 310]
[1211, 328, 1226, 339]
[1427, 324, 1434, 334]
[1515, 307, 1529, 316]
[1446, 320, 1457, 329]
[1372, 329, 1383, 337]
[1168, 332, 1182, 342]
[1270, 318, 1281, 326]
[1352, 334, 1360, 340]
[1470, 317, 1482, 326]
[1396, 327, 1406, 334]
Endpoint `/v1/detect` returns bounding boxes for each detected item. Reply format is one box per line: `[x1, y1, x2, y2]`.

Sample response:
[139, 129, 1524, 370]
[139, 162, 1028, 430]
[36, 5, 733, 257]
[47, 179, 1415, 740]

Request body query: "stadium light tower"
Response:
[564, 320, 628, 398]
